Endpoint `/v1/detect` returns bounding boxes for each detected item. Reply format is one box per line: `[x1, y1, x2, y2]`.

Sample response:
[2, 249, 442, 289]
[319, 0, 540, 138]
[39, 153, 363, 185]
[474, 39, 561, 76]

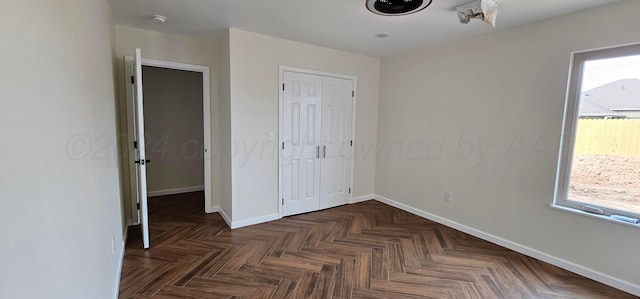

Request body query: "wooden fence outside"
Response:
[574, 119, 640, 156]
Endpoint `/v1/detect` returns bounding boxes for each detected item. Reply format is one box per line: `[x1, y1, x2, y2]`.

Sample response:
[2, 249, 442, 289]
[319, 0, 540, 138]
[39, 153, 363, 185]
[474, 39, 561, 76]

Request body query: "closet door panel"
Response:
[282, 72, 322, 216]
[321, 77, 353, 209]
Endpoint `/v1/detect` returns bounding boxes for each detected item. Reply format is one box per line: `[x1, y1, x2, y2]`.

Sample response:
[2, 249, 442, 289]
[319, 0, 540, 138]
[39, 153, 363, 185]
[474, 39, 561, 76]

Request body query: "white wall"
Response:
[0, 1, 123, 298]
[228, 29, 380, 224]
[376, 1, 640, 294]
[142, 66, 204, 194]
[114, 25, 219, 222]
[217, 30, 233, 220]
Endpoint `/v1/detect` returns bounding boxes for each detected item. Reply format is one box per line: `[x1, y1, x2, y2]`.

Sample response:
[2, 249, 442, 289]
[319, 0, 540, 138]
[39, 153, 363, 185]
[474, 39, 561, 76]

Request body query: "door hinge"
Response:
[136, 203, 140, 210]
[349, 187, 351, 194]
[282, 83, 285, 91]
[350, 140, 353, 147]
[131, 76, 135, 84]
[134, 141, 138, 149]
[282, 142, 285, 150]
[282, 198, 284, 205]
[352, 90, 355, 97]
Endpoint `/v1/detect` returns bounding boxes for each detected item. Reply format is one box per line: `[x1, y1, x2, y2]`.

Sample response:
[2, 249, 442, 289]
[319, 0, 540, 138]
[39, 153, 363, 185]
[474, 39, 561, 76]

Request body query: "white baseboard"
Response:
[231, 213, 281, 229]
[218, 196, 371, 230]
[148, 186, 205, 197]
[113, 228, 128, 299]
[351, 194, 374, 204]
[218, 207, 232, 228]
[217, 207, 281, 230]
[207, 205, 220, 213]
[373, 194, 640, 297]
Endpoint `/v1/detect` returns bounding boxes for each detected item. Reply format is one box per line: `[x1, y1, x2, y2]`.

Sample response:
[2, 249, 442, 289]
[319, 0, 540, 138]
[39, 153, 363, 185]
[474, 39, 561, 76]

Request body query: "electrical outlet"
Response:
[267, 131, 274, 141]
[111, 237, 116, 255]
[444, 191, 452, 202]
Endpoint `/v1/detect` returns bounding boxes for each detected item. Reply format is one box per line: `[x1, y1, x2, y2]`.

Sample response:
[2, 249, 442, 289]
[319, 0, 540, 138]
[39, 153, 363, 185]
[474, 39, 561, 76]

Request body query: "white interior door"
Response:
[320, 76, 353, 209]
[124, 57, 139, 225]
[282, 71, 322, 216]
[133, 48, 150, 249]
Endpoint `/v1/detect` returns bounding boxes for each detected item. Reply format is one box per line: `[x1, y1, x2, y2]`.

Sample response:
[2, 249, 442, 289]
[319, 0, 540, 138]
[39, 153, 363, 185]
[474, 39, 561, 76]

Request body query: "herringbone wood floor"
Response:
[119, 192, 637, 298]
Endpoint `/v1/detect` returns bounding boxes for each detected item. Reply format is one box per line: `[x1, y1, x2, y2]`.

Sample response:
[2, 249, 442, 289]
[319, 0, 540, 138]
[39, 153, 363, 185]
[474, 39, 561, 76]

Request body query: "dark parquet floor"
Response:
[119, 192, 637, 298]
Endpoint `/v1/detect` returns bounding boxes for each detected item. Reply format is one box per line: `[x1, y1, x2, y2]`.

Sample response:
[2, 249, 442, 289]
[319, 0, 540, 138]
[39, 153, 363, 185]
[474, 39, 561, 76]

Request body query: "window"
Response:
[554, 43, 640, 225]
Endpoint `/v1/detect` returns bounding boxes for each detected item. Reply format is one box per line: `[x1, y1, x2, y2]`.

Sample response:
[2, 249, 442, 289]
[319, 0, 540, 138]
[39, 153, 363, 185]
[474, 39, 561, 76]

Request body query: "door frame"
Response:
[278, 65, 357, 218]
[124, 56, 213, 225]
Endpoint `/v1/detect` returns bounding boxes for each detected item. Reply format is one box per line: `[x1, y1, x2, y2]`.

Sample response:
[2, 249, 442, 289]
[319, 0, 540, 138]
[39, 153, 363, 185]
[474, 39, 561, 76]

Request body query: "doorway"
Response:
[124, 57, 212, 230]
[142, 66, 204, 198]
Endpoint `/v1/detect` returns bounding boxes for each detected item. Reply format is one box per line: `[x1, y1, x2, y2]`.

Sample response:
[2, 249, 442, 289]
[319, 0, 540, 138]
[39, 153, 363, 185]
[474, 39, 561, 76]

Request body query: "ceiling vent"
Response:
[366, 0, 433, 16]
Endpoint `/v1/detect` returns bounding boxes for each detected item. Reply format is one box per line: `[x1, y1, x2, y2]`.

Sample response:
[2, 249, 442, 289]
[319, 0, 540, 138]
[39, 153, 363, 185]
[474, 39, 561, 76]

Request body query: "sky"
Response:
[581, 54, 640, 91]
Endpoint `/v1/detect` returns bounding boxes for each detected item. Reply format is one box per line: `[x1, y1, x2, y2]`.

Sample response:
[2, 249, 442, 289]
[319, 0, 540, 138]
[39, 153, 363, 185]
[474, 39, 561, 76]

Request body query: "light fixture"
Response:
[366, 0, 433, 16]
[456, 0, 499, 27]
[151, 15, 167, 24]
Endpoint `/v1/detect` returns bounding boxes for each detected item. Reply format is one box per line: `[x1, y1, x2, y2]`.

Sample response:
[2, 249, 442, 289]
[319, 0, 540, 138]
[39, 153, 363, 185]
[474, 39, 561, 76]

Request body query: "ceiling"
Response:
[109, 0, 623, 57]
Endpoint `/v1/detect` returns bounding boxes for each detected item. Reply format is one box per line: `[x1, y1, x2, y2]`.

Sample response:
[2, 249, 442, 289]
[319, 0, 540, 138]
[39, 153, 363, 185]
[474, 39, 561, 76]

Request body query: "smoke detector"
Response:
[366, 0, 433, 16]
[151, 15, 167, 24]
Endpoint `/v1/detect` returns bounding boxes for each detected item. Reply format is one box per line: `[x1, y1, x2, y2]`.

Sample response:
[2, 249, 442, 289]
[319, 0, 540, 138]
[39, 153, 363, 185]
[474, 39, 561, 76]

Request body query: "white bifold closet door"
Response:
[320, 76, 353, 210]
[282, 71, 353, 217]
[282, 72, 323, 216]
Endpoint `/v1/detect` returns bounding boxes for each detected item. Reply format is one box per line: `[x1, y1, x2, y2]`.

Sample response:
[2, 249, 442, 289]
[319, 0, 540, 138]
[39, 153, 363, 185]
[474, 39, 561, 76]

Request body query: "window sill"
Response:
[550, 204, 640, 229]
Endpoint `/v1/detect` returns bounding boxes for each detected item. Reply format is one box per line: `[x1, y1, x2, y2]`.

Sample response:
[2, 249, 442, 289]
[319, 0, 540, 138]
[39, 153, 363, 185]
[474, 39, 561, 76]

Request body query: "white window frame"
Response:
[553, 43, 640, 227]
